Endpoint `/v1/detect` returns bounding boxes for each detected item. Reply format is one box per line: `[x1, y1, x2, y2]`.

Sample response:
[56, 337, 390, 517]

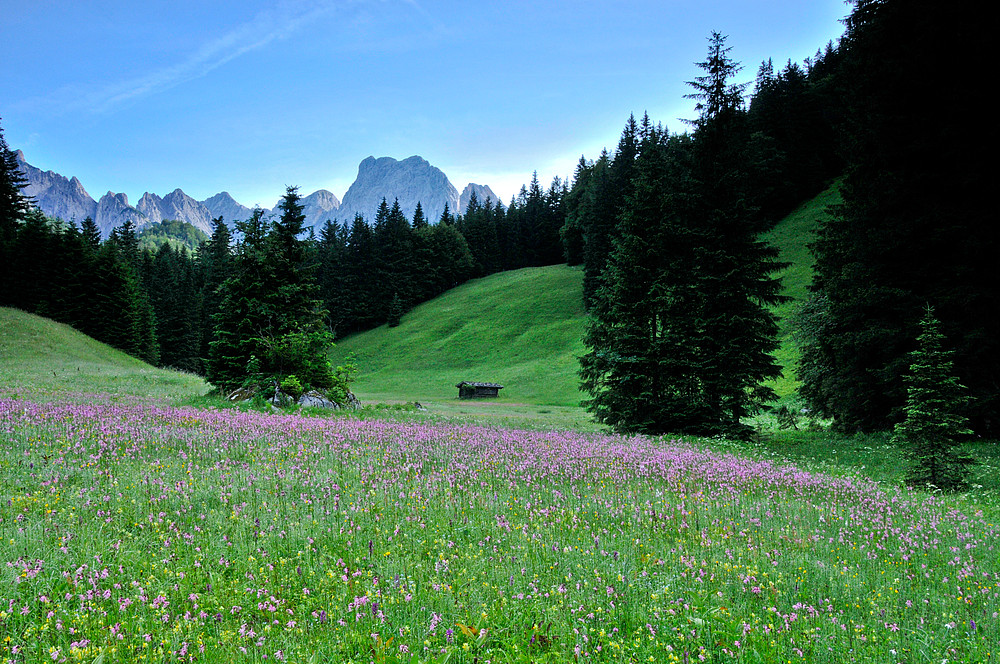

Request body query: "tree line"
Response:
[0, 132, 569, 384]
[564, 0, 996, 447]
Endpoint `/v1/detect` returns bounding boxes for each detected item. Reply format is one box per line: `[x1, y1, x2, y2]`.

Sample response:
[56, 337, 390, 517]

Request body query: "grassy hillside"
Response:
[762, 180, 842, 399]
[330, 265, 588, 409]
[0, 181, 837, 415]
[0, 307, 208, 403]
[332, 182, 841, 412]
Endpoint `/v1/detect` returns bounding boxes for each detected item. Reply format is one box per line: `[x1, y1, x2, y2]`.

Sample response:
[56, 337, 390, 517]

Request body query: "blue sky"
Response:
[1, 0, 848, 209]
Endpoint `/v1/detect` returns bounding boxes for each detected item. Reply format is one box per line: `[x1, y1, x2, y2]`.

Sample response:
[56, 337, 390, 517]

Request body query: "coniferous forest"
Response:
[1, 0, 996, 442]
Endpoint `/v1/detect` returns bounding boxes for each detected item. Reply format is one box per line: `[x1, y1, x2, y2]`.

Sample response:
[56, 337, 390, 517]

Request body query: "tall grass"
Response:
[2, 398, 996, 663]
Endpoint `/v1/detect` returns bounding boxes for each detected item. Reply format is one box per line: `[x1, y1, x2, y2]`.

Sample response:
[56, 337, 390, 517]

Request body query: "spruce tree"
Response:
[206, 209, 272, 390]
[802, 0, 997, 435]
[581, 35, 785, 437]
[316, 220, 350, 335]
[411, 201, 428, 230]
[198, 216, 232, 366]
[344, 214, 378, 333]
[208, 187, 334, 393]
[892, 307, 974, 491]
[0, 120, 33, 305]
[268, 186, 325, 332]
[559, 158, 587, 266]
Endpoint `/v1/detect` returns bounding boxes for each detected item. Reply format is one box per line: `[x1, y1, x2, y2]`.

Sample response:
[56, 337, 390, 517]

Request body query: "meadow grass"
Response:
[4, 204, 1000, 664]
[2, 396, 997, 663]
[0, 308, 209, 405]
[761, 181, 842, 401]
[328, 182, 840, 409]
[327, 265, 588, 409]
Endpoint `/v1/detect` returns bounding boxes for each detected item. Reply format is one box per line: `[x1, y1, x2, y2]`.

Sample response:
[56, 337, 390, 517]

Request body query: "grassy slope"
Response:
[329, 265, 593, 425]
[333, 183, 842, 412]
[762, 181, 841, 399]
[0, 181, 837, 420]
[0, 307, 208, 403]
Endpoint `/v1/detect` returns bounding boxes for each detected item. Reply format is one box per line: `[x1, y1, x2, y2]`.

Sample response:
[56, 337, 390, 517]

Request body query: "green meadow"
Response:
[1, 183, 998, 663]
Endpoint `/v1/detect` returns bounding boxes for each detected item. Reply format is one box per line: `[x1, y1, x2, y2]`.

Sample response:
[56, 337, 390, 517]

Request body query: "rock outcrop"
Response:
[459, 183, 502, 214]
[337, 156, 459, 225]
[15, 150, 98, 225]
[95, 192, 146, 238]
[300, 189, 341, 232]
[137, 189, 214, 235]
[201, 191, 264, 227]
[14, 151, 498, 235]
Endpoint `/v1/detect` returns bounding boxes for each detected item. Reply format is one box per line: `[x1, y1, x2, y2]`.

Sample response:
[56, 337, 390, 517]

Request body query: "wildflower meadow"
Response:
[1, 397, 997, 663]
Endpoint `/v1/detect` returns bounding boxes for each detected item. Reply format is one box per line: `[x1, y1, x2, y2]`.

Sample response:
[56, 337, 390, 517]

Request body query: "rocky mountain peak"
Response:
[459, 183, 501, 214]
[338, 155, 459, 224]
[14, 151, 497, 237]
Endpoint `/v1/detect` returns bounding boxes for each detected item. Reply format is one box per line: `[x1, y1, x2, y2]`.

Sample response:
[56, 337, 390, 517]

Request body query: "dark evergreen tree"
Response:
[79, 217, 102, 253]
[893, 307, 975, 491]
[373, 198, 417, 321]
[386, 292, 404, 327]
[206, 209, 273, 390]
[581, 34, 785, 437]
[267, 186, 325, 333]
[0, 119, 33, 303]
[438, 203, 454, 226]
[7, 208, 54, 312]
[801, 0, 998, 434]
[91, 235, 159, 365]
[46, 221, 91, 329]
[577, 118, 639, 310]
[421, 221, 474, 297]
[457, 191, 500, 276]
[411, 201, 428, 230]
[344, 214, 378, 333]
[316, 220, 351, 335]
[149, 244, 201, 372]
[197, 216, 233, 366]
[559, 156, 592, 266]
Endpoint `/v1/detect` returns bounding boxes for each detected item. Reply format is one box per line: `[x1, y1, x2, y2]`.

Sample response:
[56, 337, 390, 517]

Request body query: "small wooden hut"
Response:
[456, 381, 504, 399]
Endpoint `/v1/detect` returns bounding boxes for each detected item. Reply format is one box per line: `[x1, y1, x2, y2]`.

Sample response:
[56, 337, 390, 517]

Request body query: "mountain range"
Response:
[14, 150, 499, 239]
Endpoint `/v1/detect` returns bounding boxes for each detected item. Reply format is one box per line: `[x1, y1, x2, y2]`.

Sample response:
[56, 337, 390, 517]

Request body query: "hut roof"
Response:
[455, 381, 504, 389]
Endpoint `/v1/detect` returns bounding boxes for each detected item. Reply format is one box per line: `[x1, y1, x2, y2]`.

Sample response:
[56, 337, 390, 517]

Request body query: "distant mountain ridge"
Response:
[14, 150, 495, 238]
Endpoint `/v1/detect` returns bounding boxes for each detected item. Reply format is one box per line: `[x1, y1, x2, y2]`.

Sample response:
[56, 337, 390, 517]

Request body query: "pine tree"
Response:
[411, 201, 428, 230]
[559, 156, 592, 266]
[198, 216, 233, 366]
[386, 292, 404, 327]
[268, 186, 325, 332]
[581, 35, 785, 437]
[316, 220, 351, 335]
[206, 209, 273, 390]
[892, 307, 975, 491]
[373, 198, 417, 321]
[801, 0, 998, 434]
[0, 120, 33, 306]
[344, 214, 378, 333]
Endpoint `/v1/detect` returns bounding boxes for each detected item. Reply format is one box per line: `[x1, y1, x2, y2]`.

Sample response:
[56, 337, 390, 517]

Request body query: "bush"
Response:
[262, 329, 336, 390]
[279, 375, 304, 401]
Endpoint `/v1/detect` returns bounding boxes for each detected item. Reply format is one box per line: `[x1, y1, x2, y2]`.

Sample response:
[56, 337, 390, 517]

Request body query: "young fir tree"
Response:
[386, 292, 404, 327]
[209, 188, 334, 393]
[206, 209, 272, 390]
[198, 216, 233, 365]
[892, 307, 975, 491]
